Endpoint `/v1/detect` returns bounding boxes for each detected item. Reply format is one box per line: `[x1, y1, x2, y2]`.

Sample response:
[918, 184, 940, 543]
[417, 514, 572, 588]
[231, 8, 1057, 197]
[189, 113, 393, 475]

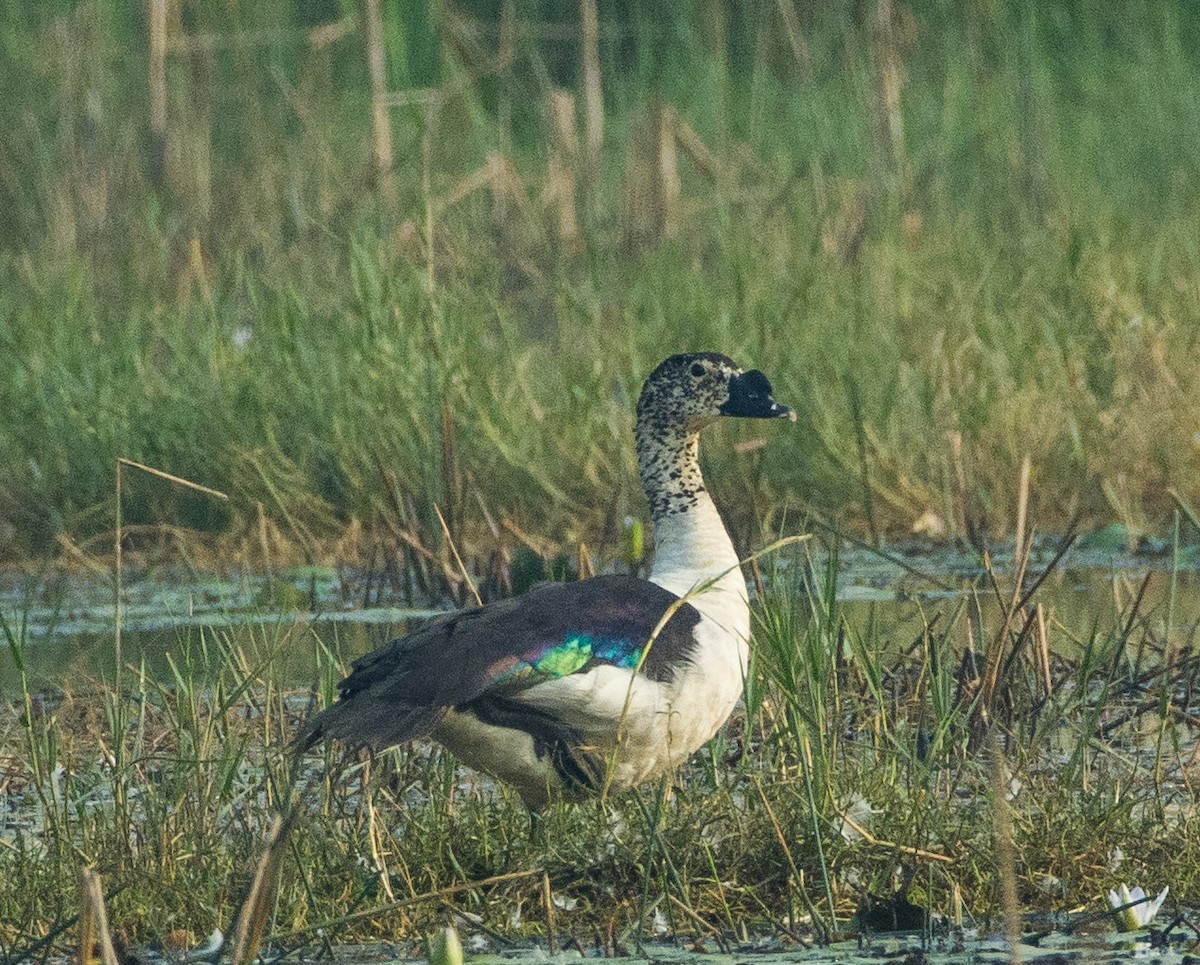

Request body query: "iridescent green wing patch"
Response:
[492, 633, 646, 687]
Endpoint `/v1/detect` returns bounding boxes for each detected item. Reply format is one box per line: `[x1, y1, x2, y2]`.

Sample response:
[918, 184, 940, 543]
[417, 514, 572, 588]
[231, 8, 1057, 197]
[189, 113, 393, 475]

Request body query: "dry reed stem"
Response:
[753, 777, 802, 882]
[753, 778, 830, 942]
[501, 517, 558, 558]
[166, 18, 357, 53]
[976, 454, 1036, 726]
[874, 0, 906, 185]
[949, 430, 968, 539]
[363, 0, 394, 181]
[486, 152, 536, 222]
[541, 871, 556, 952]
[116, 458, 230, 698]
[987, 731, 1022, 964]
[577, 541, 595, 579]
[832, 809, 953, 863]
[1014, 454, 1031, 559]
[547, 90, 580, 246]
[435, 159, 508, 218]
[655, 105, 681, 239]
[229, 812, 295, 965]
[117, 458, 230, 501]
[54, 532, 113, 575]
[674, 117, 722, 184]
[422, 105, 437, 299]
[439, 402, 461, 534]
[498, 0, 515, 158]
[664, 896, 708, 934]
[774, 0, 812, 80]
[580, 0, 604, 197]
[976, 582, 1018, 728]
[1035, 602, 1052, 697]
[78, 867, 121, 965]
[365, 758, 396, 901]
[434, 503, 482, 607]
[268, 870, 543, 945]
[147, 0, 167, 139]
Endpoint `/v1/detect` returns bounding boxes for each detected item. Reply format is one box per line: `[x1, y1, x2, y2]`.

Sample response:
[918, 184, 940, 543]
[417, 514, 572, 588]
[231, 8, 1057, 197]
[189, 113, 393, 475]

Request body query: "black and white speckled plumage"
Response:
[299, 353, 791, 809]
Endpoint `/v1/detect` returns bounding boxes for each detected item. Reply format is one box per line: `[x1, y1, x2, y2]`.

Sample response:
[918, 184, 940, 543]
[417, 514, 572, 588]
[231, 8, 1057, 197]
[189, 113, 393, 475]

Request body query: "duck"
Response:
[298, 353, 792, 809]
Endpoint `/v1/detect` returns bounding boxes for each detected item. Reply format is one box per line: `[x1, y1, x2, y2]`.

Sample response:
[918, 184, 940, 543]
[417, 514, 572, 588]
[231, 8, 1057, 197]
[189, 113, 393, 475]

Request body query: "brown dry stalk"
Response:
[580, 0, 604, 189]
[541, 870, 556, 952]
[987, 732, 1022, 965]
[1014, 454, 1031, 563]
[667, 894, 721, 938]
[774, 0, 812, 80]
[547, 90, 580, 245]
[269, 869, 543, 945]
[78, 868, 121, 965]
[1035, 603, 1053, 697]
[363, 0, 393, 179]
[229, 812, 296, 965]
[116, 457, 230, 695]
[434, 503, 482, 607]
[833, 809, 954, 864]
[655, 105, 681, 238]
[117, 458, 229, 500]
[147, 0, 167, 138]
[498, 0, 515, 153]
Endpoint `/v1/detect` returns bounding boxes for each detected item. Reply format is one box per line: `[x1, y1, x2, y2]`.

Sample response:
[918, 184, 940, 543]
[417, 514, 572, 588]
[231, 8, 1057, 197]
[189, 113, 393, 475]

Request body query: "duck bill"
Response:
[720, 369, 793, 420]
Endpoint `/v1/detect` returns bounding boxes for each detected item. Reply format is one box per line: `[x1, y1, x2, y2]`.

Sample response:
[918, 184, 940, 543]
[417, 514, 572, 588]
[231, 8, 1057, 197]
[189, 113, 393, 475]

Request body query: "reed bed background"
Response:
[1, 1, 1199, 574]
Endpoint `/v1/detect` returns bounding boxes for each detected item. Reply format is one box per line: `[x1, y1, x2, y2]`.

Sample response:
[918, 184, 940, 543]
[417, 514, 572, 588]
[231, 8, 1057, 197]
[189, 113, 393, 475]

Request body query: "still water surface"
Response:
[3, 535, 1199, 690]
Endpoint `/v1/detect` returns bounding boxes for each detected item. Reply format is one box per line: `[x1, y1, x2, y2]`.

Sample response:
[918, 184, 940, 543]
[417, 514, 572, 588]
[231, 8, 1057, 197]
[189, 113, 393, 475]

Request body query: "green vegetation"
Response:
[2, 2, 1199, 569]
[1, 541, 1195, 949]
[2, 0, 1199, 953]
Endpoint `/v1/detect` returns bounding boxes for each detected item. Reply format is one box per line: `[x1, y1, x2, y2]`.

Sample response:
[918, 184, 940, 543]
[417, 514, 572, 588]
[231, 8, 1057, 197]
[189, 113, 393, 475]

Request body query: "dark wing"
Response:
[297, 574, 700, 751]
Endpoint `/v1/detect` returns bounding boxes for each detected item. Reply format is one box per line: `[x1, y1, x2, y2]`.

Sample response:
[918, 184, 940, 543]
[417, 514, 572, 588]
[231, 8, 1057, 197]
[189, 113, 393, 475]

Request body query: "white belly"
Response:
[592, 617, 749, 790]
[434, 613, 749, 807]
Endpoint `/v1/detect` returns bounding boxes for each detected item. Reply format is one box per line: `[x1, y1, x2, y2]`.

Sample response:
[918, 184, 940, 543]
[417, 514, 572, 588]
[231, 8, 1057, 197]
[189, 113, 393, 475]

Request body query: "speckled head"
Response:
[635, 353, 792, 519]
[636, 353, 792, 432]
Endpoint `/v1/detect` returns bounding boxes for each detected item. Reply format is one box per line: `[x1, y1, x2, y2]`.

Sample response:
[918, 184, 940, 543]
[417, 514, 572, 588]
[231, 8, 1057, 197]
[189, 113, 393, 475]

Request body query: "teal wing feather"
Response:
[300, 575, 701, 750]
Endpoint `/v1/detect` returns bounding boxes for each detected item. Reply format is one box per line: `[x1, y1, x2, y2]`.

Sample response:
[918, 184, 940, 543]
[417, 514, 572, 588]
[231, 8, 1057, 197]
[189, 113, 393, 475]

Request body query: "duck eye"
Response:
[690, 362, 706, 378]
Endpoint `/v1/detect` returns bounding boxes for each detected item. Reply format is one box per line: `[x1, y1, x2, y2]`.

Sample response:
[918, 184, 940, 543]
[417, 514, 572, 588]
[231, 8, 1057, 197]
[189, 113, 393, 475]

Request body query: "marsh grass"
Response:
[3, 4, 1200, 571]
[3, 536, 1199, 954]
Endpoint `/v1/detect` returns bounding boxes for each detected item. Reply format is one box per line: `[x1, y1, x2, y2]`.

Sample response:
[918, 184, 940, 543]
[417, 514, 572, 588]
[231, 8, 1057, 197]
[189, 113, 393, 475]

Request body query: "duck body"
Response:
[299, 353, 791, 808]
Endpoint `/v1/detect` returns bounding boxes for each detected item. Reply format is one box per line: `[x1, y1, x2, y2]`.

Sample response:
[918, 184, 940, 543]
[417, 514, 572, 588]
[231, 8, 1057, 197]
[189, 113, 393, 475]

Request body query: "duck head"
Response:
[636, 352, 793, 434]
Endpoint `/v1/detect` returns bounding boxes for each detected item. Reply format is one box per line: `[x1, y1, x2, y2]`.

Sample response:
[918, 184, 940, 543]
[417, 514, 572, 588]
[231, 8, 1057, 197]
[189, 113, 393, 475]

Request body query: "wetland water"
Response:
[303, 931, 1195, 965]
[4, 534, 1199, 689]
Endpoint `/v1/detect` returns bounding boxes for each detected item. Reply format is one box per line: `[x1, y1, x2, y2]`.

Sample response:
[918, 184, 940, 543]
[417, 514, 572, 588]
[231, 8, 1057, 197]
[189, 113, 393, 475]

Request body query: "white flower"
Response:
[834, 793, 877, 842]
[551, 893, 578, 912]
[182, 930, 223, 962]
[652, 908, 669, 935]
[1107, 883, 1169, 931]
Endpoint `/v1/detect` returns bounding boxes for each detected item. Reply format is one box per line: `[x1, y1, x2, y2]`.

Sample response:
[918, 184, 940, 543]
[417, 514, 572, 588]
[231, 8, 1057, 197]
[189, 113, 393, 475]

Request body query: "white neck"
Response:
[648, 489, 751, 654]
[648, 493, 745, 604]
[636, 424, 749, 629]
